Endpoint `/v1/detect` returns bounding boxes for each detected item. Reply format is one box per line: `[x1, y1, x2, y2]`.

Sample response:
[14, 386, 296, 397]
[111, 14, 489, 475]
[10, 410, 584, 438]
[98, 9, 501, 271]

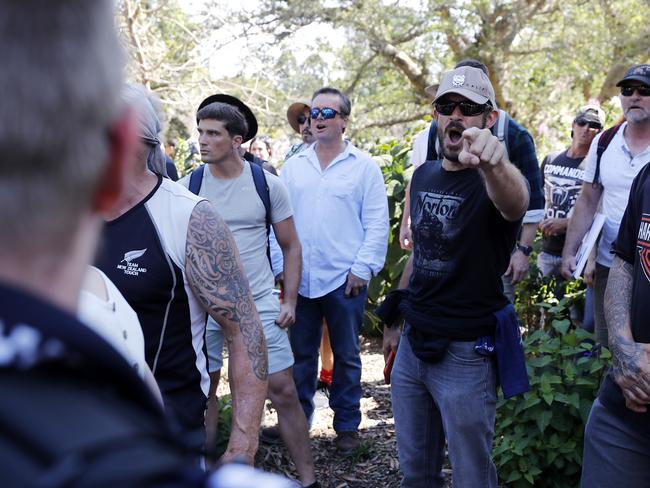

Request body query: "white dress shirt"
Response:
[410, 127, 430, 168]
[280, 141, 389, 298]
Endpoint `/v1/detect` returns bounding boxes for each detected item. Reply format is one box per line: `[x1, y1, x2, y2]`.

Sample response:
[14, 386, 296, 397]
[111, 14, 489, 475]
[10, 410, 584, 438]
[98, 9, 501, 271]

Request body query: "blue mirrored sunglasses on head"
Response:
[310, 107, 339, 120]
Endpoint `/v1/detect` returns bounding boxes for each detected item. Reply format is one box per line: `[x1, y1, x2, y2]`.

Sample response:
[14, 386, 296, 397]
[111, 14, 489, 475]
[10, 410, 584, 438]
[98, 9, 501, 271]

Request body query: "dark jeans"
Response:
[593, 264, 610, 346]
[290, 283, 367, 433]
[391, 331, 498, 488]
[581, 398, 650, 487]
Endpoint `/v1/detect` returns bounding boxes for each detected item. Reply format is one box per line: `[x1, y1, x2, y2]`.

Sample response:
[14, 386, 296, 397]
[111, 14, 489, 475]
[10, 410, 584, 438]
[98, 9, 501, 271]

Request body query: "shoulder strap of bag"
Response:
[593, 123, 623, 188]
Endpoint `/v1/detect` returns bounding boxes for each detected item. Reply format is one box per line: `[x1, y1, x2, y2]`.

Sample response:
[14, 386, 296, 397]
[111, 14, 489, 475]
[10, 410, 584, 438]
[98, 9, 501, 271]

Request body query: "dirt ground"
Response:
[220, 338, 451, 487]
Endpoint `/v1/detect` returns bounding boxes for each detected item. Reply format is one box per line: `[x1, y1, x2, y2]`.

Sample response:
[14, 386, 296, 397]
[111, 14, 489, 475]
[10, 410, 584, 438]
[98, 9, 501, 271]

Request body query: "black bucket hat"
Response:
[198, 94, 258, 142]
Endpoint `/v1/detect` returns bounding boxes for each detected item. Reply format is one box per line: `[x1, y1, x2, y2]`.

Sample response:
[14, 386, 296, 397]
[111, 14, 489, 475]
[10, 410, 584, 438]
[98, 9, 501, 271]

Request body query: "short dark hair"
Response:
[196, 102, 248, 138]
[455, 59, 489, 77]
[312, 87, 352, 117]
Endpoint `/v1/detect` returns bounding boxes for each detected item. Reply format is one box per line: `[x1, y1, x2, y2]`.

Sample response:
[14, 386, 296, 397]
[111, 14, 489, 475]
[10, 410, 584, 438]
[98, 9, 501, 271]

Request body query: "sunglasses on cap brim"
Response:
[575, 119, 602, 130]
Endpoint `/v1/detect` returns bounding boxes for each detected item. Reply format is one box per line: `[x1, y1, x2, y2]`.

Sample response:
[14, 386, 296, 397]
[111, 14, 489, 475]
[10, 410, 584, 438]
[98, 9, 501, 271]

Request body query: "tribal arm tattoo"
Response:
[186, 201, 267, 462]
[605, 255, 650, 406]
[185, 200, 268, 381]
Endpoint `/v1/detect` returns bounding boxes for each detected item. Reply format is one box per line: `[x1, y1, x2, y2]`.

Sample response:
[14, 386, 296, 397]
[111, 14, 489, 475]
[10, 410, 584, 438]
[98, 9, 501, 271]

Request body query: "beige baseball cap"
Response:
[434, 66, 497, 108]
[575, 104, 605, 127]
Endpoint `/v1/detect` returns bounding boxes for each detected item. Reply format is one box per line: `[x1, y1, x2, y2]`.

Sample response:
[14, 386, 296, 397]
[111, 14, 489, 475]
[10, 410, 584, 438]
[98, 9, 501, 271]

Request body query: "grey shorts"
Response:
[205, 291, 294, 375]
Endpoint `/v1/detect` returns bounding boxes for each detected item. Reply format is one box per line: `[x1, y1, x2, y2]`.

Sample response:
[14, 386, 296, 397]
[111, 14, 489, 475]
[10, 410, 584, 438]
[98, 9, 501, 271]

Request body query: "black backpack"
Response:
[188, 160, 273, 266]
[592, 124, 623, 188]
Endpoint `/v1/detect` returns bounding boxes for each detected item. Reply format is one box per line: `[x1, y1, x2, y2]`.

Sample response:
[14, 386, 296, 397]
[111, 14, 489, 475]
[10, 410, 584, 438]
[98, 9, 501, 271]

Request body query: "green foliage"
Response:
[361, 133, 418, 336]
[242, 0, 649, 150]
[173, 139, 202, 179]
[494, 276, 611, 487]
[214, 394, 233, 459]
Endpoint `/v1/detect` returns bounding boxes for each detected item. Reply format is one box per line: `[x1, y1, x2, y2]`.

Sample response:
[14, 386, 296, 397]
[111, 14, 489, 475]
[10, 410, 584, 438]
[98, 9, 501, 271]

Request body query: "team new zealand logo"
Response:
[121, 249, 147, 264]
[118, 248, 148, 276]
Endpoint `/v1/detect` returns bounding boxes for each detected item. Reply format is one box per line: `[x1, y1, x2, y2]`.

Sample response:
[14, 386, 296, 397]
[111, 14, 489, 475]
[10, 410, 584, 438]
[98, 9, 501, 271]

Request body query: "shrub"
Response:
[363, 137, 415, 336]
[494, 276, 611, 487]
[214, 394, 233, 459]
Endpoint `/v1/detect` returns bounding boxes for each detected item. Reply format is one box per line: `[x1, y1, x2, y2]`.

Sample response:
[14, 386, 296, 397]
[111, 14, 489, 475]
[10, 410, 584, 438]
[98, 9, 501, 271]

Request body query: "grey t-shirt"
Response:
[179, 161, 293, 301]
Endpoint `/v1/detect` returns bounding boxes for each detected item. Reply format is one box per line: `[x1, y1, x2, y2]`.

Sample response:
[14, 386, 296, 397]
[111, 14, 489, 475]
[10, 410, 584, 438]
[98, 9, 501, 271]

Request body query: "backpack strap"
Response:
[188, 164, 205, 195]
[495, 110, 510, 161]
[248, 161, 273, 266]
[426, 120, 439, 161]
[593, 124, 623, 188]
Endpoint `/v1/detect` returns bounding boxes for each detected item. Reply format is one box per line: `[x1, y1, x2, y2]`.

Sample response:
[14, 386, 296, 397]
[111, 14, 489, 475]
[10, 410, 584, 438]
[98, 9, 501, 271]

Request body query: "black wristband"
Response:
[516, 243, 533, 256]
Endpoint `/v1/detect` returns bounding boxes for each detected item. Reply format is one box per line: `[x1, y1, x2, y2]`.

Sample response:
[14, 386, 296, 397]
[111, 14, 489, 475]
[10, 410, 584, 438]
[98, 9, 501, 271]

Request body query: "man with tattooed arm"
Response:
[95, 85, 268, 464]
[581, 66, 650, 487]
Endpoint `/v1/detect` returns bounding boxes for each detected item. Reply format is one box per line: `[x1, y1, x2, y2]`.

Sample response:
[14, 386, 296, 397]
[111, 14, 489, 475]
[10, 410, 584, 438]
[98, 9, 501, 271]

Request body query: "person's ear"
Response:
[92, 107, 137, 212]
[232, 134, 243, 150]
[341, 115, 349, 133]
[484, 109, 498, 129]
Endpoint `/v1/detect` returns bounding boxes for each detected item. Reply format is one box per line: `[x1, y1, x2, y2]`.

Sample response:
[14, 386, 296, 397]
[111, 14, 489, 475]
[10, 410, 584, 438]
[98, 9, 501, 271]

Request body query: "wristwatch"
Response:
[516, 243, 533, 256]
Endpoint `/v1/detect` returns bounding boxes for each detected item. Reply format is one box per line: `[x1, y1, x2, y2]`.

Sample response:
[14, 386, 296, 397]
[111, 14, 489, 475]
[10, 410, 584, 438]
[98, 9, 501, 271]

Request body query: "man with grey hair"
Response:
[562, 64, 650, 346]
[383, 66, 529, 487]
[95, 84, 268, 464]
[0, 2, 287, 485]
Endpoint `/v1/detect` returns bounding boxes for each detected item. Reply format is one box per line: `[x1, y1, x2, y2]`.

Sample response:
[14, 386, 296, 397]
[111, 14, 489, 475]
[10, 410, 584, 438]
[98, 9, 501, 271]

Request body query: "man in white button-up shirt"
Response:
[280, 87, 389, 456]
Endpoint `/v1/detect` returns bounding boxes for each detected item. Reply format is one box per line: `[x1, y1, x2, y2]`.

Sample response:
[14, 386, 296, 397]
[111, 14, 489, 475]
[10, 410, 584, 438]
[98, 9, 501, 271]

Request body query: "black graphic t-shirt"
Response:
[407, 160, 521, 331]
[599, 163, 650, 430]
[541, 151, 586, 255]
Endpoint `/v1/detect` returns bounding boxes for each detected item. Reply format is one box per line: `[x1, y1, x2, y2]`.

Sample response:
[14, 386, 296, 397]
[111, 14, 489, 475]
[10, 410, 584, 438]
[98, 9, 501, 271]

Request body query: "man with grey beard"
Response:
[383, 66, 529, 487]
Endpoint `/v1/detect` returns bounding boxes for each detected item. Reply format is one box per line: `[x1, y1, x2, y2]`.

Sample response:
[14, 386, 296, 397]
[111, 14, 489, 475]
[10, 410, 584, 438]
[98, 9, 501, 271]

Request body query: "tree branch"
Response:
[368, 37, 431, 98]
[345, 54, 379, 95]
[356, 111, 430, 131]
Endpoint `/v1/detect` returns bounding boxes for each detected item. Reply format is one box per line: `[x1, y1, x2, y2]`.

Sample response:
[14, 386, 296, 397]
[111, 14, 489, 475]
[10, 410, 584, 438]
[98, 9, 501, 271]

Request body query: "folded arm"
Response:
[561, 183, 602, 278]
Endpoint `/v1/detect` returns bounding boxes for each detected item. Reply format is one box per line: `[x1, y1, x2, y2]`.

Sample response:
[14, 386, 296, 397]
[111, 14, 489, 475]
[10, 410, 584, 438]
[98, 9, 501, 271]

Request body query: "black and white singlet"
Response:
[96, 176, 209, 436]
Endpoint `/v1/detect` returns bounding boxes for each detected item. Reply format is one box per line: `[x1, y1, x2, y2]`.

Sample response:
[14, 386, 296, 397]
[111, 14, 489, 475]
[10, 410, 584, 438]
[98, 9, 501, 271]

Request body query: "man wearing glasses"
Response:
[284, 100, 314, 160]
[538, 105, 605, 279]
[383, 66, 529, 487]
[400, 59, 544, 303]
[279, 87, 389, 456]
[562, 64, 650, 347]
[580, 69, 650, 485]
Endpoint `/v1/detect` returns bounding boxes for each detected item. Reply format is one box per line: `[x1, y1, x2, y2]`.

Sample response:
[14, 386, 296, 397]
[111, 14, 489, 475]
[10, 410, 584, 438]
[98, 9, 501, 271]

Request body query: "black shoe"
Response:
[259, 425, 283, 445]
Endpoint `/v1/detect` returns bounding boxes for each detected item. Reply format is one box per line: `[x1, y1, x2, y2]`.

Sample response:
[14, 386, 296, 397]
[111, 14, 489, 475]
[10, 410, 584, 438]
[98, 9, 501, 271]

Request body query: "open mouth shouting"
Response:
[444, 121, 466, 149]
